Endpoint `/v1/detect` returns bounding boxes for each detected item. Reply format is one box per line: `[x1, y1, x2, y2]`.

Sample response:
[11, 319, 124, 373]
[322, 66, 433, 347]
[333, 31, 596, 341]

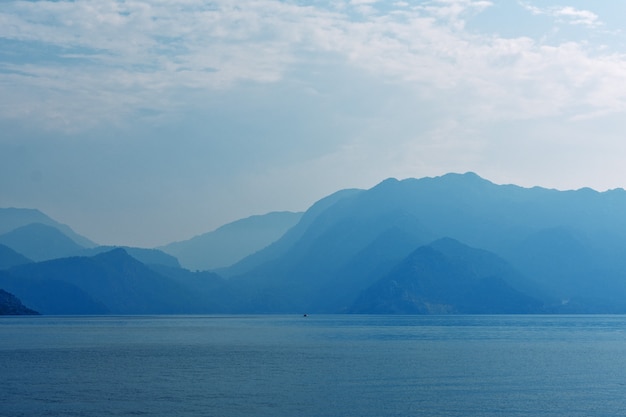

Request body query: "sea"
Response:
[2, 315, 626, 417]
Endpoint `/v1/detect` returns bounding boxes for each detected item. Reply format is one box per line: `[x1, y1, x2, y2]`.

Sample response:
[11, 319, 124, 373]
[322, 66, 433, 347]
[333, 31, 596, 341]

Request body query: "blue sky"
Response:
[2, 0, 626, 247]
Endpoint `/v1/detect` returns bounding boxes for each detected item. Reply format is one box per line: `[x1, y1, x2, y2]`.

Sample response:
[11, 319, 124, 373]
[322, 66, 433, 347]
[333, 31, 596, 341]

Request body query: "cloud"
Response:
[520, 2, 601, 28]
[0, 0, 625, 134]
[416, 0, 493, 30]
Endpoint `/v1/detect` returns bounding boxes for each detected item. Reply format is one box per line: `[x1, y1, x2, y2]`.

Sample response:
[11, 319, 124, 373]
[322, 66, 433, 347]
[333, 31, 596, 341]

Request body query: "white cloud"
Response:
[351, 0, 377, 3]
[412, 0, 493, 31]
[520, 2, 601, 28]
[556, 6, 601, 27]
[0, 0, 624, 133]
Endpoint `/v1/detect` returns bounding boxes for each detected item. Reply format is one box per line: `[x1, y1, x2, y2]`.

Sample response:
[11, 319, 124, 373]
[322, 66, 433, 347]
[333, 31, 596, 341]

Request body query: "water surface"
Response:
[2, 315, 626, 417]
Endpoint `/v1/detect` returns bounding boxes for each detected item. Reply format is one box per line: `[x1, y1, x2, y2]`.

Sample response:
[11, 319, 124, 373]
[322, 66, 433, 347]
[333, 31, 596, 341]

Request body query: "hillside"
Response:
[223, 173, 626, 313]
[0, 223, 87, 262]
[0, 288, 39, 315]
[0, 222, 87, 262]
[350, 238, 542, 314]
[6, 172, 626, 314]
[161, 211, 303, 270]
[0, 248, 226, 315]
[0, 207, 95, 247]
[0, 243, 32, 269]
[77, 246, 181, 268]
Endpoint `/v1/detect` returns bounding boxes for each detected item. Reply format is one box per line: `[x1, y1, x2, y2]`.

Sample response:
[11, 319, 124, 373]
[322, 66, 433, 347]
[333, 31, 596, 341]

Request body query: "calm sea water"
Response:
[2, 315, 626, 417]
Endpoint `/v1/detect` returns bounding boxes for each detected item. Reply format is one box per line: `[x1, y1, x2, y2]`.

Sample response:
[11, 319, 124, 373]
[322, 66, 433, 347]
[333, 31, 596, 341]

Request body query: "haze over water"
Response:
[3, 315, 626, 417]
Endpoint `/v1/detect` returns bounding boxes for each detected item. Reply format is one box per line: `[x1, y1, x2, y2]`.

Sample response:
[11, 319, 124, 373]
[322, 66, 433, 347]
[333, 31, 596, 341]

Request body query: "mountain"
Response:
[161, 211, 303, 271]
[0, 223, 86, 262]
[147, 264, 235, 312]
[0, 207, 96, 247]
[224, 188, 436, 312]
[0, 267, 110, 315]
[0, 288, 39, 315]
[222, 189, 363, 277]
[0, 243, 32, 269]
[222, 172, 626, 313]
[349, 238, 543, 314]
[7, 172, 626, 315]
[77, 246, 181, 268]
[0, 248, 225, 314]
[311, 224, 426, 312]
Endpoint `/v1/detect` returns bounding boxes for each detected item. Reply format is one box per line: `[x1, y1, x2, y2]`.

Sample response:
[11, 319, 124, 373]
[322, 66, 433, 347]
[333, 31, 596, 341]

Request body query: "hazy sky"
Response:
[2, 0, 626, 247]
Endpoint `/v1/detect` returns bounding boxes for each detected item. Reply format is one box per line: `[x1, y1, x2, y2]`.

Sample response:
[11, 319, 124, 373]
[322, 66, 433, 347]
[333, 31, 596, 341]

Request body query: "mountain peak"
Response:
[162, 211, 303, 271]
[93, 247, 135, 263]
[0, 207, 96, 248]
[372, 172, 493, 193]
[0, 222, 86, 262]
[436, 171, 491, 184]
[379, 177, 400, 185]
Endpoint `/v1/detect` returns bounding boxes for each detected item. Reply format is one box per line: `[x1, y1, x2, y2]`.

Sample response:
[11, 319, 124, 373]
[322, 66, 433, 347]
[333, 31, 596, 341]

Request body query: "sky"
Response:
[2, 0, 626, 247]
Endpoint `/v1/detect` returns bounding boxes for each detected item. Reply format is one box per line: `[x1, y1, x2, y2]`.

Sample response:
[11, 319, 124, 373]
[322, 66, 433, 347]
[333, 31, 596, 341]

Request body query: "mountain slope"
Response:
[0, 243, 32, 269]
[350, 238, 543, 314]
[0, 207, 95, 247]
[148, 264, 235, 313]
[226, 191, 432, 312]
[0, 288, 39, 315]
[0, 269, 107, 315]
[1, 249, 223, 314]
[6, 172, 626, 315]
[223, 189, 362, 277]
[224, 172, 626, 313]
[162, 211, 303, 270]
[77, 246, 181, 268]
[0, 223, 86, 261]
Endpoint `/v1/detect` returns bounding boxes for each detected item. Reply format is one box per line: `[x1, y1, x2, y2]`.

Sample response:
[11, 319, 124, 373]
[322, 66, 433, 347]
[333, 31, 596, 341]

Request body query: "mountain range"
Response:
[219, 173, 626, 313]
[4, 172, 626, 315]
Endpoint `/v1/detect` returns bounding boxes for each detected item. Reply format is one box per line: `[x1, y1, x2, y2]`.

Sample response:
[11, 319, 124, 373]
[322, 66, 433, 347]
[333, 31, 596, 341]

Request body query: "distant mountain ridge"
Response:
[0, 223, 87, 262]
[222, 189, 363, 277]
[161, 211, 303, 270]
[0, 207, 99, 263]
[77, 246, 180, 268]
[0, 207, 95, 248]
[350, 238, 542, 314]
[220, 172, 626, 313]
[0, 243, 32, 269]
[0, 248, 225, 315]
[7, 172, 626, 314]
